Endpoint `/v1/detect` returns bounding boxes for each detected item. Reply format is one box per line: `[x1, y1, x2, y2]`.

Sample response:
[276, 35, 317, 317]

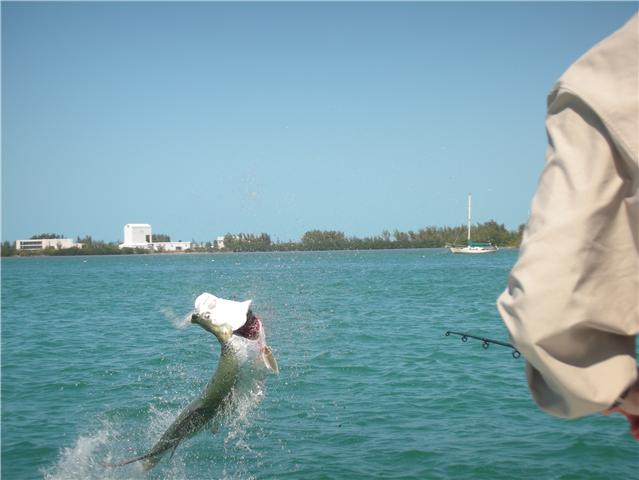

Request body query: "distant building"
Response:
[214, 236, 225, 250]
[16, 238, 82, 251]
[152, 241, 192, 252]
[121, 224, 153, 249]
[119, 224, 191, 252]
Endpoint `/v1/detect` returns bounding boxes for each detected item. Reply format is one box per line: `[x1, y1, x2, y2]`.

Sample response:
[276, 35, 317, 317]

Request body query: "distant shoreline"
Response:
[2, 222, 524, 257]
[2, 246, 520, 259]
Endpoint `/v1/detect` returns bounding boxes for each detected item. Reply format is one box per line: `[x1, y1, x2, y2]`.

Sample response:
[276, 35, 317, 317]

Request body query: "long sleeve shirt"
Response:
[497, 13, 638, 419]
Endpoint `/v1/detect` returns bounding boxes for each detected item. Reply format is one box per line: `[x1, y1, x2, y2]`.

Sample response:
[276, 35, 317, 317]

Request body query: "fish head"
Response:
[190, 312, 234, 343]
[190, 293, 252, 343]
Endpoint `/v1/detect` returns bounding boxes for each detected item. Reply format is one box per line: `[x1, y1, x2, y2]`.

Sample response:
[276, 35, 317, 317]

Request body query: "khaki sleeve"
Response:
[497, 87, 638, 419]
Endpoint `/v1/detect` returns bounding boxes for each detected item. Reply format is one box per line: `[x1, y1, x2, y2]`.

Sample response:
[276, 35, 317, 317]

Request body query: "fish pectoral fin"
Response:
[261, 345, 279, 374]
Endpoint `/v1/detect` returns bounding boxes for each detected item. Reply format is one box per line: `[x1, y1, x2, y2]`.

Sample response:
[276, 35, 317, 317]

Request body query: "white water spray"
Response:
[160, 307, 192, 330]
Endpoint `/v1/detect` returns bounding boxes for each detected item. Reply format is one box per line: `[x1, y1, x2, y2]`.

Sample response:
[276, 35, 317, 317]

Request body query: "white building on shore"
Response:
[119, 224, 191, 252]
[214, 236, 225, 250]
[151, 241, 192, 252]
[16, 238, 82, 251]
[120, 224, 153, 249]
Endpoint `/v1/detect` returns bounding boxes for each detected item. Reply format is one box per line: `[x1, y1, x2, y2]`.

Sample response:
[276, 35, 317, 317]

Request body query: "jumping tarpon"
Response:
[105, 293, 278, 471]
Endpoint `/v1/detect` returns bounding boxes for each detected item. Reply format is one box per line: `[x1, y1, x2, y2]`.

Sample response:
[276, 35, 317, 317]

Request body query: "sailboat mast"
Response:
[467, 193, 472, 243]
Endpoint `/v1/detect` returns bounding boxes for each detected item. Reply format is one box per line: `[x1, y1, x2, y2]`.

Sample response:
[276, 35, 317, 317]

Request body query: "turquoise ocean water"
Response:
[1, 250, 637, 479]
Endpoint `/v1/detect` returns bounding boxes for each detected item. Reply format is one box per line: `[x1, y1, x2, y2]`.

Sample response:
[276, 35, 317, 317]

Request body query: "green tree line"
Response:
[30, 233, 65, 239]
[223, 233, 273, 252]
[1, 221, 524, 256]
[153, 233, 171, 242]
[220, 221, 523, 252]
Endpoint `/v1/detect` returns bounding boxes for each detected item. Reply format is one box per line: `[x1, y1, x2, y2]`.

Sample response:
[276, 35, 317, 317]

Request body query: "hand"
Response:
[618, 371, 639, 416]
[603, 368, 639, 440]
[604, 407, 639, 440]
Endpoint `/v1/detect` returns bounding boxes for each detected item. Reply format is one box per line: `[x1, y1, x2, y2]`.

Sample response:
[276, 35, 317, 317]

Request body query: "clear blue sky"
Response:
[2, 2, 637, 243]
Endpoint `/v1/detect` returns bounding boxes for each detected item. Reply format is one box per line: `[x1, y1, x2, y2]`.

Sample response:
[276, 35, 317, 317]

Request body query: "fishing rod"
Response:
[445, 331, 521, 359]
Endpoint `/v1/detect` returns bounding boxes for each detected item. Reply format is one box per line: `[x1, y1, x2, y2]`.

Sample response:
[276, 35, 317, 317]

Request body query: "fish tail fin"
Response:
[101, 451, 166, 471]
[100, 451, 155, 469]
[101, 440, 177, 471]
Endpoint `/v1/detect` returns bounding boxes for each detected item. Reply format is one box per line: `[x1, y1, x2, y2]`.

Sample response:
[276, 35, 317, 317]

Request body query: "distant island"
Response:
[1, 221, 523, 257]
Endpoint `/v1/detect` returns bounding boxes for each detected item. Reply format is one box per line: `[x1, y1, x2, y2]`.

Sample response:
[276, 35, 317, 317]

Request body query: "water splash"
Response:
[161, 307, 192, 330]
[42, 422, 127, 480]
[43, 368, 268, 479]
[219, 380, 267, 480]
[42, 409, 193, 480]
[223, 380, 266, 448]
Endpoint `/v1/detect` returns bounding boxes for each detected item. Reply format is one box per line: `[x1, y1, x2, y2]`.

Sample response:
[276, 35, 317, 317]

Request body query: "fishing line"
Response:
[445, 331, 521, 359]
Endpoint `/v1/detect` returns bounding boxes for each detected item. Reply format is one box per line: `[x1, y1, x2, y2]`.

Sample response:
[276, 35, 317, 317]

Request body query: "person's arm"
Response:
[497, 86, 638, 419]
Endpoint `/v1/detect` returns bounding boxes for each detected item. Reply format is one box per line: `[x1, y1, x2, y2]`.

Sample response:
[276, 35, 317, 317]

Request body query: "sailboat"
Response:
[448, 194, 498, 254]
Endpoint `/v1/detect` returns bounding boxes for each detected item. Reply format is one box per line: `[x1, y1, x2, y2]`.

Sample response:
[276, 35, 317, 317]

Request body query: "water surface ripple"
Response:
[2, 250, 636, 479]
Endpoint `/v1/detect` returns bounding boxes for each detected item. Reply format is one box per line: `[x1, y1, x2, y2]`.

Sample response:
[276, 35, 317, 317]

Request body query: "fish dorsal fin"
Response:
[261, 345, 279, 374]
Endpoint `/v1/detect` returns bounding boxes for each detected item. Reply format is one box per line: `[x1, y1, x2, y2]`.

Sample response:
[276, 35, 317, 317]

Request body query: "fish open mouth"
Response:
[190, 310, 260, 340]
[233, 311, 261, 340]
